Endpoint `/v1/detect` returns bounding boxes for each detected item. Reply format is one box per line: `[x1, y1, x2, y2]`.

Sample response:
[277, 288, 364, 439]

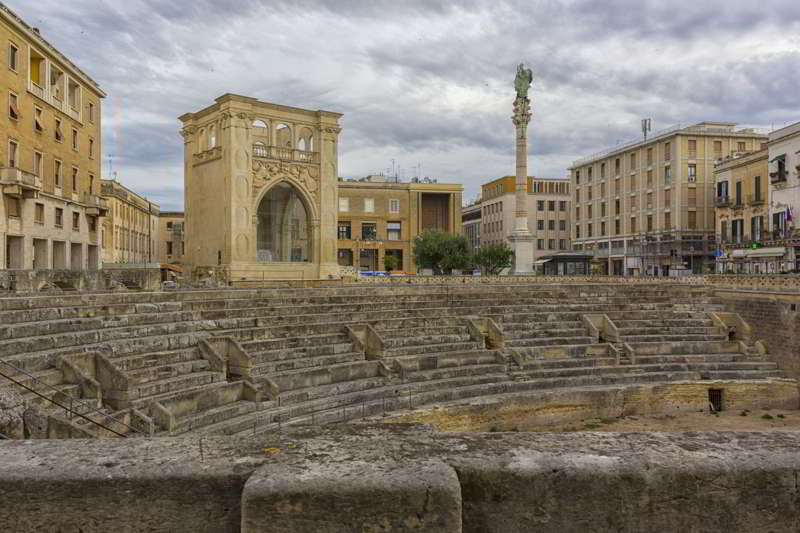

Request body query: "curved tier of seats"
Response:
[0, 282, 791, 438]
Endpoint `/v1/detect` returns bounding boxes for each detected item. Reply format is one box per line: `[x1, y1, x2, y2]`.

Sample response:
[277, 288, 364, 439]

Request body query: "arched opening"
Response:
[297, 127, 314, 152]
[252, 119, 268, 129]
[253, 140, 267, 157]
[275, 123, 291, 148]
[197, 128, 205, 152]
[256, 182, 311, 262]
[208, 124, 216, 149]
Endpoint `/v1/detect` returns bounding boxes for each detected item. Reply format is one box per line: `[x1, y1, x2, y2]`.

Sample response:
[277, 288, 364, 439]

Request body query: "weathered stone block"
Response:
[241, 459, 462, 533]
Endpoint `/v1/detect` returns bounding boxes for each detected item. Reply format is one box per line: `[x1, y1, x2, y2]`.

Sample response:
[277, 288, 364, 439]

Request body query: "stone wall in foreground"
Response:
[2, 425, 800, 532]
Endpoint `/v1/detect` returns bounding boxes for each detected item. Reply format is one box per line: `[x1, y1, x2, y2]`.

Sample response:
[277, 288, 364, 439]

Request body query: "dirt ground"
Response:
[488, 409, 800, 433]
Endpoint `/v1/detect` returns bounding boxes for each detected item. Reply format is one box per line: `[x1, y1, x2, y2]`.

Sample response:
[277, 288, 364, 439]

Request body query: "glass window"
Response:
[256, 182, 310, 262]
[8, 42, 18, 71]
[361, 222, 377, 240]
[548, 200, 555, 211]
[364, 198, 374, 213]
[537, 220, 544, 230]
[387, 221, 401, 241]
[389, 199, 400, 213]
[339, 197, 349, 212]
[537, 200, 545, 210]
[338, 221, 351, 240]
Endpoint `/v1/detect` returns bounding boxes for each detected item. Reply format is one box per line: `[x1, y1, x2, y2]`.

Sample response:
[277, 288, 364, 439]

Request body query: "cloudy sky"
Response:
[12, 0, 800, 209]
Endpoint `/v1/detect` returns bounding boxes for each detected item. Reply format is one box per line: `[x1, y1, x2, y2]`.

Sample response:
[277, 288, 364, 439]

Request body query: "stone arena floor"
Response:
[485, 408, 800, 433]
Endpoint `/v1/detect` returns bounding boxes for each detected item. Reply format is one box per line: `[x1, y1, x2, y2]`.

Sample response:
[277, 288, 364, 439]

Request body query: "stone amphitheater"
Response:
[1, 278, 800, 532]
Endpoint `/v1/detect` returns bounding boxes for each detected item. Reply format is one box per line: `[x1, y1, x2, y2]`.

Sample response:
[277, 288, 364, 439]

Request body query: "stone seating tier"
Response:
[0, 282, 792, 439]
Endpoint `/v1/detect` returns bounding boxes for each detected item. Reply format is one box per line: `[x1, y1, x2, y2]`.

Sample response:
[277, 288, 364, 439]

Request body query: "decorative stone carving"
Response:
[192, 146, 223, 166]
[180, 125, 197, 139]
[251, 160, 320, 198]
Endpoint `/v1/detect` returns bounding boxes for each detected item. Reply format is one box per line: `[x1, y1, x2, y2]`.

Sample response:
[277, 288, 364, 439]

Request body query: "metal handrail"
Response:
[0, 359, 142, 438]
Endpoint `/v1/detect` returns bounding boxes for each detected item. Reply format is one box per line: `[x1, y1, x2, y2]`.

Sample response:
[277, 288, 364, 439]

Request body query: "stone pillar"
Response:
[509, 96, 534, 274]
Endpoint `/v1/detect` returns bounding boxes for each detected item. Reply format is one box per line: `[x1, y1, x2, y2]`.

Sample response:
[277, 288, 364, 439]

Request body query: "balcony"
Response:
[252, 144, 319, 164]
[0, 167, 42, 197]
[770, 170, 787, 184]
[27, 78, 46, 100]
[66, 103, 81, 122]
[748, 194, 765, 206]
[83, 193, 109, 217]
[714, 195, 731, 207]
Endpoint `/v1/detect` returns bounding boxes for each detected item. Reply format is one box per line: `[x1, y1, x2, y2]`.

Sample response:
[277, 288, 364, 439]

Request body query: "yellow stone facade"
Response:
[158, 211, 184, 264]
[713, 150, 770, 272]
[180, 94, 341, 280]
[570, 122, 768, 275]
[0, 4, 106, 270]
[99, 179, 160, 264]
[336, 178, 462, 273]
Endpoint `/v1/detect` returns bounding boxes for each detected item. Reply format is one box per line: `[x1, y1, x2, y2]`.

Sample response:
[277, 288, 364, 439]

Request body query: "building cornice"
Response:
[0, 2, 105, 98]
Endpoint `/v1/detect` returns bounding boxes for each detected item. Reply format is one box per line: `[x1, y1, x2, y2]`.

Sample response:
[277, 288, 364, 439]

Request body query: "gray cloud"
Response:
[9, 0, 800, 208]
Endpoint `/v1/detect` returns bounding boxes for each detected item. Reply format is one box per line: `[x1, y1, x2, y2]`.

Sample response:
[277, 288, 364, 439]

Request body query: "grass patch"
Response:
[600, 418, 617, 425]
[777, 414, 785, 419]
[761, 414, 774, 420]
[583, 423, 601, 430]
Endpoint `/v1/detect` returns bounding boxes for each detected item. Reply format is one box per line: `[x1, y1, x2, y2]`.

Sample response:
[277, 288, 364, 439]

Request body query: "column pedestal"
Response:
[509, 233, 534, 274]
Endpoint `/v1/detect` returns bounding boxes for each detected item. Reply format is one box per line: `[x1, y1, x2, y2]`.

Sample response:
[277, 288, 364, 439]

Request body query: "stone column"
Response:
[508, 96, 534, 274]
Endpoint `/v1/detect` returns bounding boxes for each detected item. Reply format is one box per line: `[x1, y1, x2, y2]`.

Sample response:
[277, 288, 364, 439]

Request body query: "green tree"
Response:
[383, 254, 398, 272]
[473, 242, 514, 275]
[413, 230, 471, 275]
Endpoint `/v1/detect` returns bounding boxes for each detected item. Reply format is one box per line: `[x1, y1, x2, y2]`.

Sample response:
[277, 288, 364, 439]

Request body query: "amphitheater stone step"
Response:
[113, 349, 201, 372]
[393, 349, 500, 373]
[379, 326, 469, 339]
[251, 351, 364, 376]
[383, 340, 481, 357]
[504, 328, 588, 340]
[169, 399, 268, 435]
[508, 336, 596, 348]
[382, 331, 471, 349]
[128, 371, 223, 406]
[245, 342, 356, 363]
[401, 363, 508, 383]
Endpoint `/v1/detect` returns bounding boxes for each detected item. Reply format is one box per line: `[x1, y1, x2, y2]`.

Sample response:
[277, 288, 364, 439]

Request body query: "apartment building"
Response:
[461, 202, 481, 252]
[713, 150, 770, 272]
[0, 4, 107, 270]
[99, 179, 159, 264]
[158, 211, 184, 264]
[570, 122, 767, 275]
[479, 175, 571, 265]
[766, 121, 800, 272]
[336, 177, 462, 272]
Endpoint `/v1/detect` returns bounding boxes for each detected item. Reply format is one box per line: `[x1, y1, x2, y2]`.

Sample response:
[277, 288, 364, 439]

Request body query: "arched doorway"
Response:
[256, 182, 311, 262]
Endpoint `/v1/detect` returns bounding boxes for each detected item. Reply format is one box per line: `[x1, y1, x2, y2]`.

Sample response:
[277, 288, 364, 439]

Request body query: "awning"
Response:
[533, 258, 552, 265]
[746, 247, 786, 258]
[770, 154, 786, 163]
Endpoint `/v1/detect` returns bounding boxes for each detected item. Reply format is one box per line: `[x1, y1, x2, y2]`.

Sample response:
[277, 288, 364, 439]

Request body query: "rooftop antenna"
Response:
[641, 118, 651, 141]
